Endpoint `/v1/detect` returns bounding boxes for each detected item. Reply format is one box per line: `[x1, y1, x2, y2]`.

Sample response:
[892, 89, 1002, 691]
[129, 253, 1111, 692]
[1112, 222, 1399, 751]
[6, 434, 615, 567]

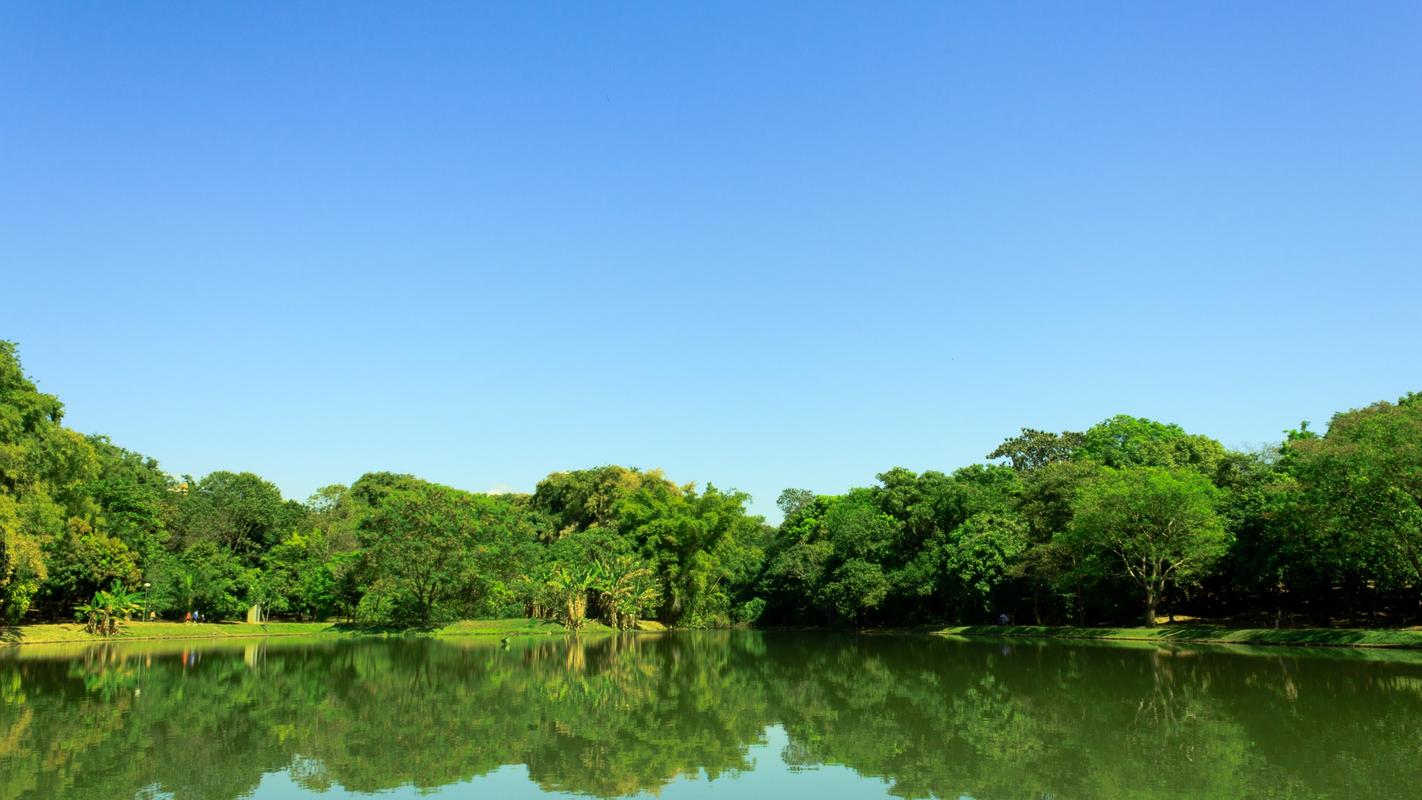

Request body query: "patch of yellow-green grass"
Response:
[1, 621, 337, 647]
[2, 617, 626, 648]
[935, 624, 1422, 649]
[324, 617, 609, 638]
[422, 618, 606, 637]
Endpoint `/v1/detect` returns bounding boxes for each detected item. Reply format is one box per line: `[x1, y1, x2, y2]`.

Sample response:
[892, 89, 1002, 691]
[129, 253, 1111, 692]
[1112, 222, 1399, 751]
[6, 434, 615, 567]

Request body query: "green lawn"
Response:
[2, 617, 601, 646]
[936, 624, 1422, 649]
[378, 618, 610, 637]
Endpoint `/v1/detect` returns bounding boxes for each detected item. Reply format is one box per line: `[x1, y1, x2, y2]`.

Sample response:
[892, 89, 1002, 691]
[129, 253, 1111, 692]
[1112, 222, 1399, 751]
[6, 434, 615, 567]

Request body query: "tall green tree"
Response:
[175, 471, 302, 565]
[988, 428, 1085, 472]
[0, 493, 46, 621]
[1284, 394, 1422, 607]
[532, 466, 667, 539]
[1011, 460, 1106, 622]
[614, 479, 767, 627]
[933, 512, 1028, 619]
[776, 488, 817, 520]
[39, 517, 141, 615]
[357, 479, 542, 624]
[83, 436, 175, 561]
[1078, 415, 1226, 475]
[149, 540, 250, 619]
[1064, 467, 1227, 625]
[0, 341, 100, 619]
[358, 481, 479, 624]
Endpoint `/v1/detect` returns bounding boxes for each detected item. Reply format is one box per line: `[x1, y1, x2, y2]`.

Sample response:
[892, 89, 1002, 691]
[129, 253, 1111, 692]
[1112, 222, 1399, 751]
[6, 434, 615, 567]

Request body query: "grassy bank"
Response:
[2, 617, 599, 647]
[936, 624, 1422, 649]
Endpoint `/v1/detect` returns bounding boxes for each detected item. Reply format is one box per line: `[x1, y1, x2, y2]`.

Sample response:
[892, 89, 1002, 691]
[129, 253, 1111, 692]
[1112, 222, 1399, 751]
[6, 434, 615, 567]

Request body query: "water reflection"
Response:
[2, 632, 1420, 799]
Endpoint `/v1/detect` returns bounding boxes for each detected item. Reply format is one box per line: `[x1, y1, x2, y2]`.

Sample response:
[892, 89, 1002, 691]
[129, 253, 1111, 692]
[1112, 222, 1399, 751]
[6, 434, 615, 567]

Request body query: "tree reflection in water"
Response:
[2, 632, 1420, 799]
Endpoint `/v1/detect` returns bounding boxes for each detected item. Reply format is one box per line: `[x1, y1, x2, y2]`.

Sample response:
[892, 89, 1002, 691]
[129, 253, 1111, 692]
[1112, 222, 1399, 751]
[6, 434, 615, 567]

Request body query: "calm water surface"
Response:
[2, 631, 1419, 799]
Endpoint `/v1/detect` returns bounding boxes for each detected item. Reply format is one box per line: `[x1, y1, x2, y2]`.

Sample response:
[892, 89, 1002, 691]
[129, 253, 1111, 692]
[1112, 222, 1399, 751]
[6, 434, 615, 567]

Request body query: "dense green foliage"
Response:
[3, 339, 1421, 628]
[0, 343, 773, 629]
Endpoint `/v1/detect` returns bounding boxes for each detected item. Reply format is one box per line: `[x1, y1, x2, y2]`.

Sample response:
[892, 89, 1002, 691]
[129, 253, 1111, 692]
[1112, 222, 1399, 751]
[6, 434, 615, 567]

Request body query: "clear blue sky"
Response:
[3, 2, 1420, 520]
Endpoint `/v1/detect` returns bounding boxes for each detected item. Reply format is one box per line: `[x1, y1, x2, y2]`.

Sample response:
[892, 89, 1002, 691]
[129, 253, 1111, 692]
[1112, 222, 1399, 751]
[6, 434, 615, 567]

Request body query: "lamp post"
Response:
[143, 582, 152, 621]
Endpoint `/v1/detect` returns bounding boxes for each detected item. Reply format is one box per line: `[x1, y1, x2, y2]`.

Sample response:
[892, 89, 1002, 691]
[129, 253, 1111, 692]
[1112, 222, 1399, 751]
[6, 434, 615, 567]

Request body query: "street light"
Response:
[143, 582, 152, 622]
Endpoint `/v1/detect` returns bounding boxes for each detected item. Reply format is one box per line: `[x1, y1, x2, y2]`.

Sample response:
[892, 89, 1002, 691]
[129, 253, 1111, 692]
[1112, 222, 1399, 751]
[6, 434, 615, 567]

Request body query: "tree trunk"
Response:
[1145, 583, 1159, 627]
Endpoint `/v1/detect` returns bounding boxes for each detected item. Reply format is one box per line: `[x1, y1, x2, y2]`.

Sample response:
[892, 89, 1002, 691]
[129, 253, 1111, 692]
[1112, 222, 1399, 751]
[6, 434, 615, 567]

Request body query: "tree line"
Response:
[2, 339, 1419, 628]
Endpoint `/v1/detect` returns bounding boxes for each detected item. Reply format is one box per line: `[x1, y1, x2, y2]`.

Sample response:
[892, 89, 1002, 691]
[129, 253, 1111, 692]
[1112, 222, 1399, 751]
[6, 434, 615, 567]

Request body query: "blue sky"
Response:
[3, 2, 1420, 519]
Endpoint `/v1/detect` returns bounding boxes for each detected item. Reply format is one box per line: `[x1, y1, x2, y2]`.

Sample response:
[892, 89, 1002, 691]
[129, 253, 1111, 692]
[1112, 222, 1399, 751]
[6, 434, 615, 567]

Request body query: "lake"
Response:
[1, 631, 1418, 799]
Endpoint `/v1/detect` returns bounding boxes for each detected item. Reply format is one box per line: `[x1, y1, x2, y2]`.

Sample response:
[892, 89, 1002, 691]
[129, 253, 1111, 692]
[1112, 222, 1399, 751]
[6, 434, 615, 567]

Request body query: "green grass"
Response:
[360, 618, 609, 638]
[1, 620, 337, 645]
[1, 617, 599, 647]
[936, 624, 1422, 649]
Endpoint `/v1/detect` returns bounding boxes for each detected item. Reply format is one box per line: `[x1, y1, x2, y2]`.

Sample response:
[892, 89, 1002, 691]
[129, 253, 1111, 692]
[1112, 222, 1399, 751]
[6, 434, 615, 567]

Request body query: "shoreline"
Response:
[935, 624, 1422, 649]
[13, 619, 1422, 651]
[1, 618, 600, 647]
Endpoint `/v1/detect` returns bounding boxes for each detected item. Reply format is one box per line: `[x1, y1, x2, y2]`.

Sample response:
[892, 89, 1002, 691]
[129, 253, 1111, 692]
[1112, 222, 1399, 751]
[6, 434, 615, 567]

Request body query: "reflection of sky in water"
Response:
[244, 726, 926, 800]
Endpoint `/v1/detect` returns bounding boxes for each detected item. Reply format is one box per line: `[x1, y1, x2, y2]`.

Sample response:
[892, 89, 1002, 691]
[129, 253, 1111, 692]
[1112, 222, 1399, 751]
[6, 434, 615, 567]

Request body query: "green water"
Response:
[2, 632, 1419, 799]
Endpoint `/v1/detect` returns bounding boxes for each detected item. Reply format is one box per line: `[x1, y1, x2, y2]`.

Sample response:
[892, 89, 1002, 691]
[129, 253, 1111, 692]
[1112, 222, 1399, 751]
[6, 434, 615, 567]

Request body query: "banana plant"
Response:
[74, 582, 142, 636]
[593, 554, 661, 630]
[543, 564, 598, 631]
